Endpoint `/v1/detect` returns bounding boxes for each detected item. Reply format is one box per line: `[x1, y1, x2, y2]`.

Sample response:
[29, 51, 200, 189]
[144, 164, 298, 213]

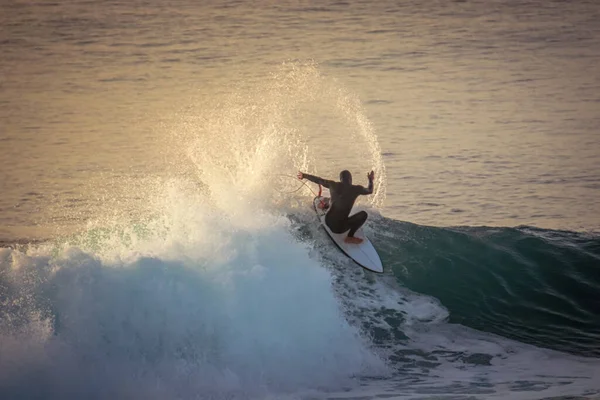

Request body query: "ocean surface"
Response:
[1, 0, 600, 399]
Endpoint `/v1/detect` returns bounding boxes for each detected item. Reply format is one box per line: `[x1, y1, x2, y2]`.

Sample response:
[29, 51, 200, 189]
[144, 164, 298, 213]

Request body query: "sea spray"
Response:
[170, 62, 386, 210]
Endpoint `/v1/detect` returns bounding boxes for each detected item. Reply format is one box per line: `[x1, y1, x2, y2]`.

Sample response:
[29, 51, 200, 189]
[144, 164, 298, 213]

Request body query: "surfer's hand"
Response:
[297, 171, 304, 180]
[367, 171, 374, 181]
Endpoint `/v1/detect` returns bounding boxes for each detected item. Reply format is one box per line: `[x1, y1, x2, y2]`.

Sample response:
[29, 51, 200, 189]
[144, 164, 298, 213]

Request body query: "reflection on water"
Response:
[1, 0, 599, 240]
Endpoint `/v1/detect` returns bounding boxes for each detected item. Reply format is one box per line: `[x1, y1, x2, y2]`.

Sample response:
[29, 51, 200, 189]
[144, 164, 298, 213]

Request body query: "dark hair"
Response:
[339, 170, 352, 184]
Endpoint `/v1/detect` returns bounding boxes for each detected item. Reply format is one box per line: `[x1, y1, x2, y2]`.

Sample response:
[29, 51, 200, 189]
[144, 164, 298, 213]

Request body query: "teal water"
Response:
[373, 219, 600, 357]
[1, 0, 600, 399]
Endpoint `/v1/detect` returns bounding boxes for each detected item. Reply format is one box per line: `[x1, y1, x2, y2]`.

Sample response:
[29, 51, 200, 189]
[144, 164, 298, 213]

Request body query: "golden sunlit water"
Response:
[1, 0, 599, 241]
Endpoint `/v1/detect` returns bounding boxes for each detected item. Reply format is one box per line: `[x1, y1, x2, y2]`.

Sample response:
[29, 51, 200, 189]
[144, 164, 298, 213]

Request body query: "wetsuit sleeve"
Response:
[303, 173, 334, 188]
[356, 179, 374, 195]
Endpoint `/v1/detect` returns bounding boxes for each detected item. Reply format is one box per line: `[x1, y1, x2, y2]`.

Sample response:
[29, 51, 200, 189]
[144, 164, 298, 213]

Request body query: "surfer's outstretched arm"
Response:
[358, 170, 374, 195]
[298, 172, 334, 188]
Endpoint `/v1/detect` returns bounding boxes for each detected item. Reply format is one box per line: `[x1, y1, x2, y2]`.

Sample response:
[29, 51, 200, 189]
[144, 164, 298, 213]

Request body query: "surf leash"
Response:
[272, 174, 320, 197]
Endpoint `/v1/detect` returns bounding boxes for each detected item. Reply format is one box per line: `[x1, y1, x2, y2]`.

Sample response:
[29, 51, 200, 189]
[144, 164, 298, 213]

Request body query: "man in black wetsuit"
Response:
[297, 170, 375, 244]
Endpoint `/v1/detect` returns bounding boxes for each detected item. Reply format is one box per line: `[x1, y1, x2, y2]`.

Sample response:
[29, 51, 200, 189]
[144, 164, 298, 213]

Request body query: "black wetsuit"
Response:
[303, 174, 373, 237]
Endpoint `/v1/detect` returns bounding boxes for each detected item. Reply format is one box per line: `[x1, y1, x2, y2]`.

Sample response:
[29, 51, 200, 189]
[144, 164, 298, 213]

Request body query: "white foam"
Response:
[0, 186, 387, 399]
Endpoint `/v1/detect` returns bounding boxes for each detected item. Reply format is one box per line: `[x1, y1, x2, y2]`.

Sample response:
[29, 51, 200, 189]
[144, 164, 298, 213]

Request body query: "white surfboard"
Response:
[313, 196, 383, 273]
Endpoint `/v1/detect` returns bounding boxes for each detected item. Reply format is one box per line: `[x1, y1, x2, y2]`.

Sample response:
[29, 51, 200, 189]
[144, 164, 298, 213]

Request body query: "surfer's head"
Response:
[339, 170, 352, 185]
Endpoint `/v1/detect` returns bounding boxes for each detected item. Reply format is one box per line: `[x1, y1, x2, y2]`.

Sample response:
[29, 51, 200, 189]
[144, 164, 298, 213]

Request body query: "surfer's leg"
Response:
[343, 211, 367, 244]
[347, 211, 367, 237]
[325, 213, 345, 233]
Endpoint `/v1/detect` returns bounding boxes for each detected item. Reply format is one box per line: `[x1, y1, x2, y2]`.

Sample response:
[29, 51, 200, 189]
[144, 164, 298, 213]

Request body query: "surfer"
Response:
[298, 170, 374, 244]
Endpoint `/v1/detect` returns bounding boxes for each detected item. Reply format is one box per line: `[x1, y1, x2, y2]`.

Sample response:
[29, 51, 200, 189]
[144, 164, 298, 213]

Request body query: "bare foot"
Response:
[344, 236, 363, 244]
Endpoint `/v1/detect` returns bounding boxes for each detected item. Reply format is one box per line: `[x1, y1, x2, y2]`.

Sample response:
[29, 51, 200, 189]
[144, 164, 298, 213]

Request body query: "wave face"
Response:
[373, 218, 600, 357]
